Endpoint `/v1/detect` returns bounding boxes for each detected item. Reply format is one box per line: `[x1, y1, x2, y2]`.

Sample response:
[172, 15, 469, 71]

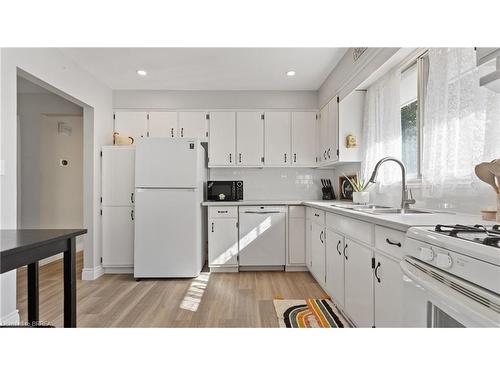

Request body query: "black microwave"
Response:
[207, 181, 243, 201]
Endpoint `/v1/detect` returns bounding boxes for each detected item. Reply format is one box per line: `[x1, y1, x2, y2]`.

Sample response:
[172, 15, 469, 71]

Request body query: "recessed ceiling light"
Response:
[286, 70, 296, 77]
[136, 70, 147, 76]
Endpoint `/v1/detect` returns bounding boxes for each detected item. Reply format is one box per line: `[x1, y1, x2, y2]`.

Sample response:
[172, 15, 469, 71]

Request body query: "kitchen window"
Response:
[400, 52, 428, 182]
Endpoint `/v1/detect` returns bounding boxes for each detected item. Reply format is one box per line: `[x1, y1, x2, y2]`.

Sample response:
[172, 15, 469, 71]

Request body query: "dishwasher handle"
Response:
[243, 211, 281, 214]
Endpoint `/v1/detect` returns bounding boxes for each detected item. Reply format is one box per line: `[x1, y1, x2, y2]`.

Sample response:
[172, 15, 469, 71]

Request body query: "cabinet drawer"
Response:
[375, 226, 405, 260]
[209, 206, 238, 219]
[289, 205, 305, 218]
[307, 207, 325, 225]
[326, 212, 374, 246]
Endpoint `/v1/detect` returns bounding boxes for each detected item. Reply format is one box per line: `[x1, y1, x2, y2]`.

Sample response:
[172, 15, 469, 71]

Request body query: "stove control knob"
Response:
[436, 253, 453, 269]
[419, 247, 434, 262]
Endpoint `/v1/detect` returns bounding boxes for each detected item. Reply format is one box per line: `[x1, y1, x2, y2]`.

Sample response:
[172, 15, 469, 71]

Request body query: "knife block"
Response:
[322, 186, 335, 200]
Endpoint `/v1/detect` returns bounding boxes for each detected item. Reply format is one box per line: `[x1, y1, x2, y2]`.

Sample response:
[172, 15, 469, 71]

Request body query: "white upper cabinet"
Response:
[338, 91, 365, 162]
[291, 112, 317, 166]
[101, 146, 135, 206]
[326, 97, 339, 162]
[208, 112, 236, 166]
[318, 105, 329, 163]
[264, 112, 291, 166]
[236, 112, 264, 166]
[178, 111, 208, 139]
[148, 112, 178, 138]
[114, 112, 148, 140]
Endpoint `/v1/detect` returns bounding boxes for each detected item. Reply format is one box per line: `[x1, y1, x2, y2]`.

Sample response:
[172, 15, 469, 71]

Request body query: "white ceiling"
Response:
[60, 48, 347, 91]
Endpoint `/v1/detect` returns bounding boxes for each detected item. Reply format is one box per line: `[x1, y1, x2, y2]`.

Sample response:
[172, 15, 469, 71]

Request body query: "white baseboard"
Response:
[38, 249, 84, 267]
[103, 266, 133, 274]
[81, 265, 104, 280]
[285, 265, 308, 272]
[209, 266, 239, 273]
[1, 309, 20, 326]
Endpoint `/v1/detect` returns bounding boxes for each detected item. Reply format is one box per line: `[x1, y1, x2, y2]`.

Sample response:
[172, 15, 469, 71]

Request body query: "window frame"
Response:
[399, 50, 429, 185]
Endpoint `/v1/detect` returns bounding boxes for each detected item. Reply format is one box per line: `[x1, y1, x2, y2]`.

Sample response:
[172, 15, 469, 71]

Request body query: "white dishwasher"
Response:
[238, 206, 287, 269]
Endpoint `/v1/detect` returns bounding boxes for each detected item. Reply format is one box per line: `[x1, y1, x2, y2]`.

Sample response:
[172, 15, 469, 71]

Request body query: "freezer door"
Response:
[134, 188, 202, 278]
[135, 138, 199, 188]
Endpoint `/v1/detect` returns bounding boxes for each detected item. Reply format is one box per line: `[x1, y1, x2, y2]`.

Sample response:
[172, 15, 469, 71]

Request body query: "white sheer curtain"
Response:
[422, 48, 500, 194]
[361, 68, 402, 189]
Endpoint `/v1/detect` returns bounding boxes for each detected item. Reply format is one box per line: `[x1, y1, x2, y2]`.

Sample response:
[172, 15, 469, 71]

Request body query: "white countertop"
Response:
[202, 199, 493, 232]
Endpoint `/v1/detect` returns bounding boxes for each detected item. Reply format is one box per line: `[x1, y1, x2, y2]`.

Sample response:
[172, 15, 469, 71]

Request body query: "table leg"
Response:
[63, 237, 76, 328]
[27, 262, 39, 326]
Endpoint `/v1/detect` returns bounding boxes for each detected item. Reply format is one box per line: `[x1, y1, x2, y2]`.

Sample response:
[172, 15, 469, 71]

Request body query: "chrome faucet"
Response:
[368, 157, 416, 211]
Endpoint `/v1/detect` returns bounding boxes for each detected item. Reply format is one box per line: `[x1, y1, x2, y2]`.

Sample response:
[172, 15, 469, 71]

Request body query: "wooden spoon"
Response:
[475, 162, 499, 193]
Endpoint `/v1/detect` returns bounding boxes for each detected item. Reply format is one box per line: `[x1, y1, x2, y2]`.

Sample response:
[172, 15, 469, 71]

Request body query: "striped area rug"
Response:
[273, 299, 349, 328]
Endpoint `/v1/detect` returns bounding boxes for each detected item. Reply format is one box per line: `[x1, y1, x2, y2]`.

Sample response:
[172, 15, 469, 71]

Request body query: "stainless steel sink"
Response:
[354, 208, 434, 215]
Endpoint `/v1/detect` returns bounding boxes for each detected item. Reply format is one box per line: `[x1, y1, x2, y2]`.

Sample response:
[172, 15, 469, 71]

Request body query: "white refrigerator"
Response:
[134, 138, 207, 278]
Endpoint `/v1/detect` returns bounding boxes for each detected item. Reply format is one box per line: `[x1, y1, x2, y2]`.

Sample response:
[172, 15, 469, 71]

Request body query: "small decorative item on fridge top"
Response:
[345, 134, 357, 148]
[341, 172, 371, 204]
[113, 132, 135, 145]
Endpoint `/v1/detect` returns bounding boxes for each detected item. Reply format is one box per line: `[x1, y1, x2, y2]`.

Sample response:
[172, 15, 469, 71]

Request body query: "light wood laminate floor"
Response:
[16, 252, 327, 327]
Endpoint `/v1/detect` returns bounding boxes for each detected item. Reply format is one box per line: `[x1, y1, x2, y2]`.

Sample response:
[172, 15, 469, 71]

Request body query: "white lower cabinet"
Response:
[311, 222, 326, 286]
[374, 251, 403, 327]
[325, 229, 345, 308]
[102, 206, 134, 270]
[305, 219, 312, 269]
[288, 206, 306, 266]
[208, 207, 239, 270]
[344, 238, 374, 327]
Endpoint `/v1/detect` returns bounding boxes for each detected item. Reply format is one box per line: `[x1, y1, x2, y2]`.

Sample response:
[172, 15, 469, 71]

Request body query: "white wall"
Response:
[209, 168, 335, 201]
[113, 90, 318, 110]
[17, 93, 83, 229]
[0, 48, 113, 324]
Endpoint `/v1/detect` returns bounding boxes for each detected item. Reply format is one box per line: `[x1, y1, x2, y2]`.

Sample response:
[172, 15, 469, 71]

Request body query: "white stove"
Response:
[401, 224, 500, 327]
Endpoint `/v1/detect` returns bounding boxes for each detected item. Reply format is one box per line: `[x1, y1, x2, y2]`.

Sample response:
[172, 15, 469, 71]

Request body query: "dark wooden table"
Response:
[0, 229, 87, 327]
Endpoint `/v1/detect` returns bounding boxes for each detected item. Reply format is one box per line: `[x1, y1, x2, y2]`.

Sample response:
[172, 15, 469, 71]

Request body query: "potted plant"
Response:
[343, 172, 371, 204]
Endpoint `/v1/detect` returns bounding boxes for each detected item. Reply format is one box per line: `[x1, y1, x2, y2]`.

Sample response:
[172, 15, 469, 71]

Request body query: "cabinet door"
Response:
[264, 112, 290, 166]
[344, 238, 374, 327]
[326, 229, 345, 308]
[102, 206, 134, 267]
[208, 112, 236, 166]
[311, 222, 326, 285]
[114, 112, 148, 139]
[318, 106, 328, 163]
[305, 219, 312, 271]
[102, 147, 135, 206]
[327, 97, 339, 162]
[374, 251, 403, 327]
[179, 112, 208, 139]
[148, 112, 178, 138]
[291, 112, 317, 166]
[288, 217, 305, 265]
[208, 218, 238, 267]
[236, 112, 264, 166]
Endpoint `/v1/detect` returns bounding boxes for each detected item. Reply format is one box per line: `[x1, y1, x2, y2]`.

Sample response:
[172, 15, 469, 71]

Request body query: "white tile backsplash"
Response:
[209, 168, 335, 201]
